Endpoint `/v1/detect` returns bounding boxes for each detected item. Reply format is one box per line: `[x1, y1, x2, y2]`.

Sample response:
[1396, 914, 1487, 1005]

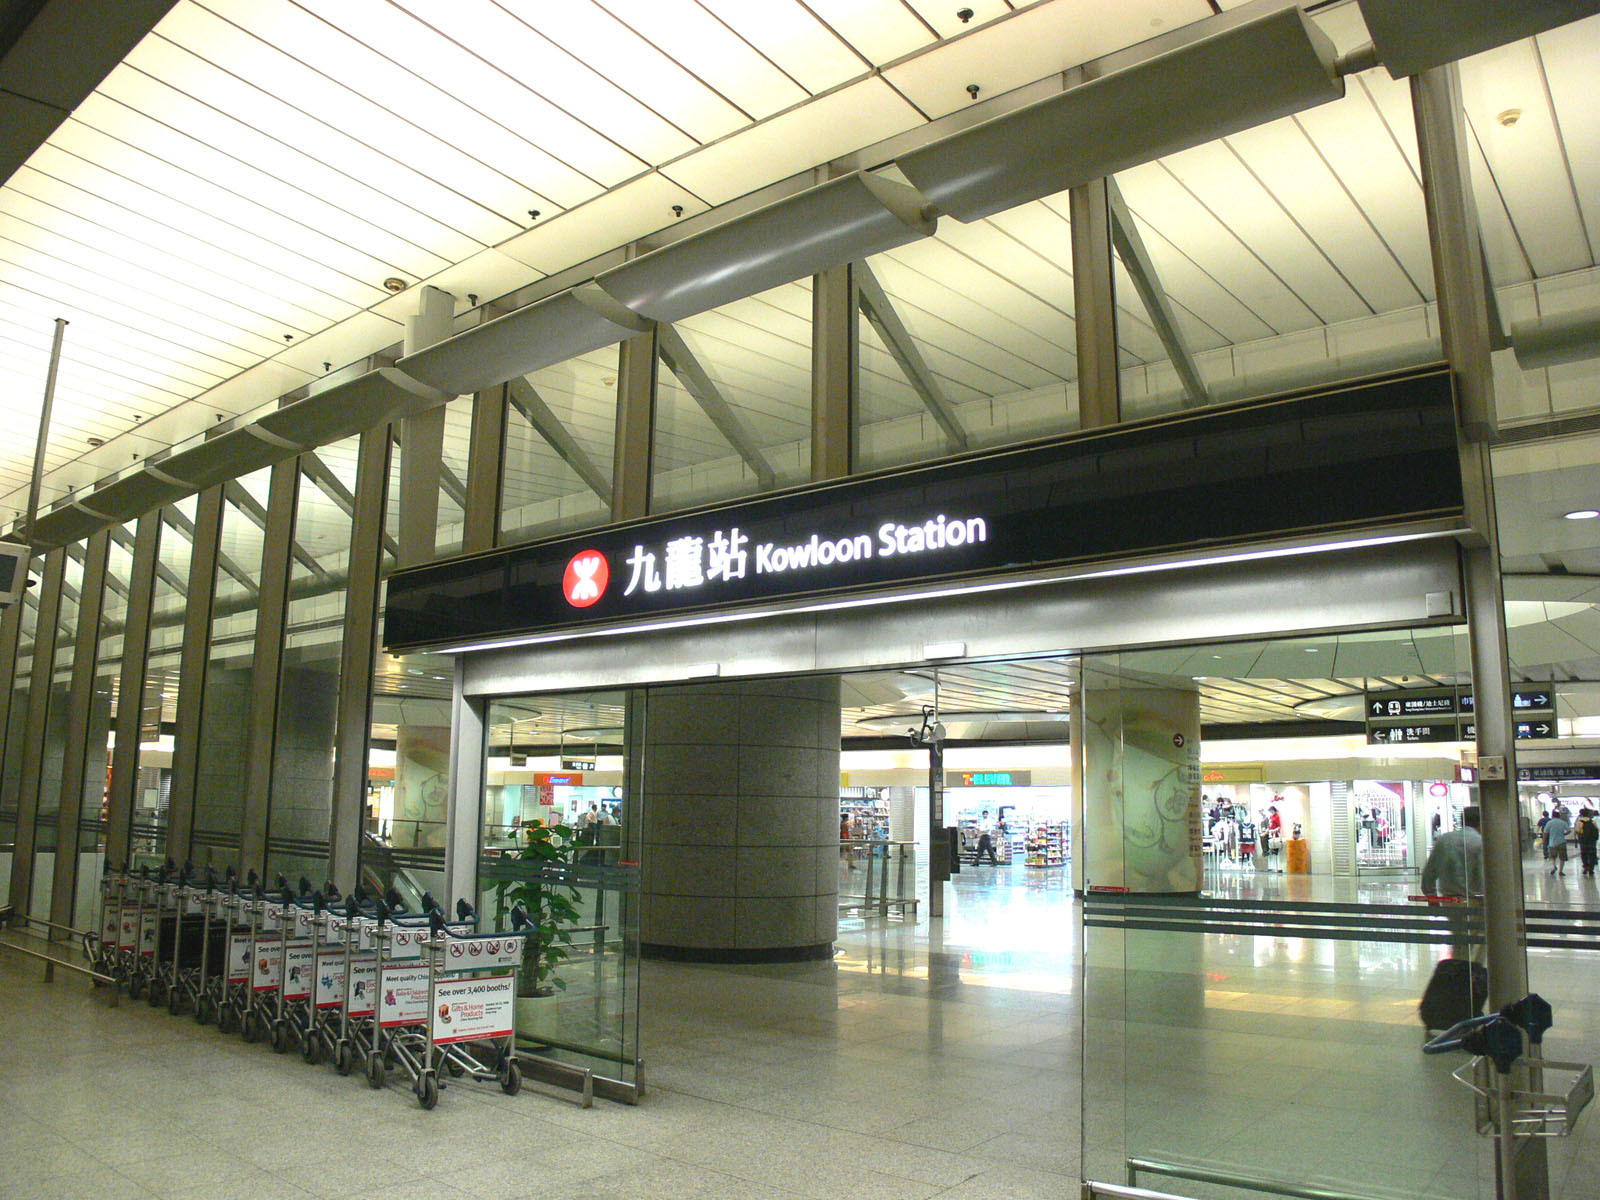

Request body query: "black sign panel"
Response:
[1515, 719, 1558, 740]
[1368, 723, 1461, 746]
[1366, 687, 1458, 720]
[1512, 689, 1555, 712]
[1519, 765, 1600, 781]
[384, 368, 1461, 652]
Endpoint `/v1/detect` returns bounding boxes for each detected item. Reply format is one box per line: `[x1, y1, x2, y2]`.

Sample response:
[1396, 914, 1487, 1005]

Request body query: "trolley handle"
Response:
[1425, 1013, 1523, 1075]
[1499, 993, 1554, 1047]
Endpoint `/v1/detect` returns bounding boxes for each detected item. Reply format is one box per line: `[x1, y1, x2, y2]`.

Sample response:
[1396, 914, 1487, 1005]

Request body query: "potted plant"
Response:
[498, 820, 583, 999]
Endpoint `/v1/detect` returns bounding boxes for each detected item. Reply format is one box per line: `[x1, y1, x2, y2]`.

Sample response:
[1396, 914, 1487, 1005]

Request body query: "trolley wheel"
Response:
[194, 996, 212, 1026]
[127, 976, 143, 1001]
[217, 1004, 236, 1034]
[146, 980, 164, 1009]
[334, 1041, 353, 1076]
[167, 986, 183, 1017]
[269, 1021, 288, 1054]
[366, 1053, 385, 1090]
[500, 1059, 522, 1097]
[417, 1072, 439, 1110]
[241, 1012, 259, 1044]
[444, 1056, 465, 1078]
[300, 1035, 320, 1066]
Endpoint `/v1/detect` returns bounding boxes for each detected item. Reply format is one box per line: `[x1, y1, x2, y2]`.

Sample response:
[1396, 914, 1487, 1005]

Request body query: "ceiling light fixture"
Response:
[1497, 108, 1522, 127]
[86, 436, 103, 447]
[1563, 509, 1599, 520]
[383, 277, 406, 293]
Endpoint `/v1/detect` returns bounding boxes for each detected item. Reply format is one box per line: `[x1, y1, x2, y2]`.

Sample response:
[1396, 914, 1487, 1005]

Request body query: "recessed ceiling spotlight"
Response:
[601, 375, 617, 386]
[383, 277, 406, 293]
[1497, 108, 1522, 127]
[86, 436, 104, 447]
[1563, 509, 1600, 520]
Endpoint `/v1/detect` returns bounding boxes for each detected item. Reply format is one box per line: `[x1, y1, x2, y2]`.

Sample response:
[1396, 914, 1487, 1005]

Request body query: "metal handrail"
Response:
[1084, 1182, 1206, 1200]
[1126, 1157, 1410, 1200]
[0, 935, 117, 987]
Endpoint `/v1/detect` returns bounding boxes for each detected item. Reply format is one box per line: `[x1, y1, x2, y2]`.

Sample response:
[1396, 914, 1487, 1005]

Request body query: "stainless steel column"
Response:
[397, 286, 454, 568]
[811, 261, 857, 481]
[7, 548, 65, 913]
[50, 530, 109, 928]
[329, 424, 393, 892]
[461, 382, 506, 554]
[106, 512, 160, 870]
[1413, 61, 1544, 1200]
[444, 656, 485, 910]
[238, 459, 300, 878]
[611, 327, 659, 522]
[0, 581, 27, 820]
[1070, 178, 1121, 430]
[165, 485, 224, 867]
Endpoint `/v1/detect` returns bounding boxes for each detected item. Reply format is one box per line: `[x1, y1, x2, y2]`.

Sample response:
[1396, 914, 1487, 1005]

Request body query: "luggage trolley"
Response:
[422, 900, 527, 1106]
[125, 867, 165, 1000]
[328, 889, 381, 1078]
[90, 865, 129, 983]
[369, 893, 469, 1107]
[215, 879, 257, 1034]
[296, 883, 348, 1067]
[267, 884, 319, 1056]
[163, 867, 225, 1017]
[238, 877, 288, 1044]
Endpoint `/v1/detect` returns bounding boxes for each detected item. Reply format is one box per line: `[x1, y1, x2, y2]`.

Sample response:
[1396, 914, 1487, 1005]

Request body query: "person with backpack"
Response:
[1576, 809, 1599, 878]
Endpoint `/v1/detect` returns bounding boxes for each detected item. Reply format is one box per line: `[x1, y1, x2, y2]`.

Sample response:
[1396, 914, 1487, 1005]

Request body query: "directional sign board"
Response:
[1366, 685, 1558, 746]
[1368, 723, 1461, 745]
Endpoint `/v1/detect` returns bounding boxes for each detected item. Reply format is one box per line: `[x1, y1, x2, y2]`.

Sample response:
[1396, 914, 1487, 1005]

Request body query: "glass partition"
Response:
[265, 440, 357, 885]
[652, 281, 811, 512]
[26, 548, 84, 917]
[1111, 10, 1440, 421]
[500, 345, 618, 544]
[74, 532, 132, 924]
[478, 688, 640, 1089]
[1081, 628, 1486, 1200]
[857, 195, 1077, 472]
[129, 503, 194, 868]
[0, 566, 41, 898]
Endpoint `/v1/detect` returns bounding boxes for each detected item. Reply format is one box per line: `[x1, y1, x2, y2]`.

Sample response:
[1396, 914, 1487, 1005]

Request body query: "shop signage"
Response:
[1202, 765, 1265, 784]
[383, 369, 1462, 652]
[535, 773, 583, 786]
[948, 770, 1032, 787]
[560, 757, 597, 771]
[1518, 764, 1600, 781]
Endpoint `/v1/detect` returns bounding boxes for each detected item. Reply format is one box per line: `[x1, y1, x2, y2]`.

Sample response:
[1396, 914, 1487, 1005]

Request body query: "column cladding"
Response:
[640, 676, 841, 962]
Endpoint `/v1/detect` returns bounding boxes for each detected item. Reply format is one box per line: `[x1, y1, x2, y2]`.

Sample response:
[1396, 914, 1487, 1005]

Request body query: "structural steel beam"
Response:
[165, 485, 225, 866]
[1070, 179, 1122, 429]
[611, 328, 658, 522]
[224, 479, 331, 588]
[1106, 178, 1207, 407]
[8, 548, 65, 914]
[462, 384, 505, 553]
[506, 377, 611, 501]
[165, 499, 256, 596]
[855, 263, 968, 452]
[110, 521, 186, 596]
[105, 511, 160, 869]
[812, 261, 857, 480]
[304, 450, 400, 560]
[656, 323, 778, 490]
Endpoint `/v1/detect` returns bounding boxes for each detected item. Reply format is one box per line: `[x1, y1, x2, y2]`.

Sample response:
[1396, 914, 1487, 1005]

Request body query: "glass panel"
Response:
[193, 471, 269, 873]
[130, 504, 194, 868]
[1111, 11, 1439, 420]
[26, 549, 84, 917]
[74, 533, 132, 926]
[857, 193, 1077, 472]
[366, 649, 451, 904]
[652, 281, 811, 512]
[500, 345, 618, 544]
[265, 440, 358, 886]
[0, 568, 41, 897]
[438, 396, 472, 558]
[1083, 628, 1486, 1200]
[479, 689, 640, 1087]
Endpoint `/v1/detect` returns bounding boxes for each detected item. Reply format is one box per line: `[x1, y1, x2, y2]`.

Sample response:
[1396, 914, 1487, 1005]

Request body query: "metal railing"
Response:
[0, 912, 118, 994]
[1124, 1157, 1414, 1200]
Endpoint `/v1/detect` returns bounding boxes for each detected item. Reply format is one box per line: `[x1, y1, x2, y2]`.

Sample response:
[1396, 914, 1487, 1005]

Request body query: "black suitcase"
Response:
[1419, 958, 1489, 1031]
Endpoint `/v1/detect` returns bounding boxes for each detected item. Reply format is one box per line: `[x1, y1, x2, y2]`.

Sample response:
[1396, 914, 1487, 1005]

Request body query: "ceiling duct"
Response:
[595, 172, 935, 324]
[1511, 309, 1600, 371]
[152, 425, 289, 493]
[397, 285, 649, 396]
[65, 469, 190, 528]
[255, 367, 451, 447]
[1357, 0, 1600, 79]
[896, 1, 1343, 223]
[27, 500, 116, 550]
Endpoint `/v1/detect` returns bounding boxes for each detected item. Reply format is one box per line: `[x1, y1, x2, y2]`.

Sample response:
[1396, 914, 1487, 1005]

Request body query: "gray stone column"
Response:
[1081, 672, 1202, 893]
[641, 677, 840, 962]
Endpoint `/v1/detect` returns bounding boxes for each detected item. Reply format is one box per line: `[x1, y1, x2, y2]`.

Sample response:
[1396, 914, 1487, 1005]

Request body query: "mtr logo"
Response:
[562, 549, 609, 608]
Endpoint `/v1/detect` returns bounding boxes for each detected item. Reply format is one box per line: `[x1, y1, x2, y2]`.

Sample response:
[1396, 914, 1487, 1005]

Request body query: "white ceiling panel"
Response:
[662, 77, 921, 205]
[1224, 117, 1423, 315]
[0, 291, 226, 393]
[1, 175, 356, 329]
[372, 250, 542, 323]
[93, 64, 488, 264]
[593, 0, 809, 119]
[1462, 38, 1591, 278]
[65, 92, 454, 280]
[0, 327, 197, 409]
[497, 173, 708, 275]
[1292, 79, 1434, 304]
[387, 0, 697, 169]
[292, 0, 634, 194]
[1115, 159, 1319, 336]
[21, 141, 392, 308]
[901, 0, 1012, 40]
[1537, 19, 1600, 264]
[1157, 140, 1369, 326]
[887, 0, 1210, 119]
[516, 1, 748, 144]
[696, 0, 864, 94]
[273, 310, 407, 382]
[803, 0, 936, 64]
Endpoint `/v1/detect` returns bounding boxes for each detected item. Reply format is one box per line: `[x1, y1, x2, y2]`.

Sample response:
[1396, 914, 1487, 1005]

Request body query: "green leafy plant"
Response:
[498, 821, 583, 995]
